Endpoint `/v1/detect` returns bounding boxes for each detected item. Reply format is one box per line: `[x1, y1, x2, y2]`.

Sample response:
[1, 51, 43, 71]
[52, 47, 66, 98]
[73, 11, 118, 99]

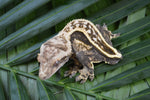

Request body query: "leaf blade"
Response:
[37, 79, 56, 100]
[112, 16, 150, 47]
[9, 71, 30, 100]
[0, 0, 98, 50]
[127, 88, 150, 100]
[0, 77, 6, 100]
[90, 0, 150, 25]
[0, 0, 50, 31]
[64, 87, 76, 100]
[90, 61, 150, 92]
[0, 0, 13, 9]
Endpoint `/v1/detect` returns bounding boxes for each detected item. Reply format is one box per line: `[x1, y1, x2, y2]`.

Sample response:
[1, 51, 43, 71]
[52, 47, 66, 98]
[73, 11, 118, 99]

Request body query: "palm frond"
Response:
[0, 0, 50, 31]
[127, 88, 150, 100]
[0, 0, 13, 9]
[0, 0, 150, 99]
[0, 0, 97, 51]
[0, 77, 5, 100]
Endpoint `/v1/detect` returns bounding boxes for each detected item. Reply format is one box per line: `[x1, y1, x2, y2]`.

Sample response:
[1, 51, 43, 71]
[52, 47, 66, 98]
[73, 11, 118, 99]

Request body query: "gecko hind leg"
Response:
[96, 24, 120, 39]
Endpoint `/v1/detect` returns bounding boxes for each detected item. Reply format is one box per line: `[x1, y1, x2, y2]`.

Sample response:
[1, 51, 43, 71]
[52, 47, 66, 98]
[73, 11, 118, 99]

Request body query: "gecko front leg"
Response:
[64, 54, 82, 78]
[71, 38, 101, 83]
[75, 51, 96, 83]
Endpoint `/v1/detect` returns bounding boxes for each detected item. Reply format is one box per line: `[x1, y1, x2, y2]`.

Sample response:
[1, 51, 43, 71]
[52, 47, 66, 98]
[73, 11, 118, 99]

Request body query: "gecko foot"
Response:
[110, 33, 120, 39]
[64, 66, 80, 78]
[75, 67, 94, 83]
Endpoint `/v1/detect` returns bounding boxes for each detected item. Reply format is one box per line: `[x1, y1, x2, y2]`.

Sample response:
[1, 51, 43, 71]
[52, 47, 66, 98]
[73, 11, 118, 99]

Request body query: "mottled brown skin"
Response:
[64, 25, 121, 83]
[38, 19, 122, 83]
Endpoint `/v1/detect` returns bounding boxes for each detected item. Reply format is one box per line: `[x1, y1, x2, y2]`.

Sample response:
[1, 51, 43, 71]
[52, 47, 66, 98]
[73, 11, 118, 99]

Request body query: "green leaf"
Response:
[90, 0, 150, 25]
[6, 33, 56, 66]
[7, 42, 42, 66]
[0, 64, 121, 100]
[95, 38, 150, 76]
[0, 0, 97, 51]
[0, 0, 13, 9]
[90, 61, 150, 92]
[1, 0, 150, 99]
[64, 87, 76, 100]
[96, 95, 102, 100]
[9, 71, 30, 100]
[0, 77, 6, 100]
[0, 0, 50, 31]
[37, 79, 56, 100]
[112, 16, 150, 47]
[127, 88, 150, 100]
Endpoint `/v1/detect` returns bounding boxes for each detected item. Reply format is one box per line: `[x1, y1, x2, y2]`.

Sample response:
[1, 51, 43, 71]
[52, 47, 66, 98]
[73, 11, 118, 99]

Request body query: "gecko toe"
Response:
[64, 71, 70, 77]
[76, 67, 94, 83]
[69, 71, 77, 78]
[64, 66, 79, 78]
[75, 74, 88, 83]
[75, 75, 82, 82]
[80, 79, 87, 84]
[89, 74, 94, 81]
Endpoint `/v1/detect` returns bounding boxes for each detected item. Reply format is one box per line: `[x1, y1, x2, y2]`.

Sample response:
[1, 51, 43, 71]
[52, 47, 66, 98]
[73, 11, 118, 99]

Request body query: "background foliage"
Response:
[0, 0, 150, 100]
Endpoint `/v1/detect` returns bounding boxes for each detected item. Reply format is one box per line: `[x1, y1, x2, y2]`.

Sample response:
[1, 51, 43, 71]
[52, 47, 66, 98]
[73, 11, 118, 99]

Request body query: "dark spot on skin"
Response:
[86, 73, 88, 76]
[84, 23, 90, 31]
[58, 45, 68, 51]
[64, 27, 70, 32]
[81, 74, 86, 78]
[44, 43, 67, 52]
[72, 25, 76, 29]
[79, 23, 83, 28]
[78, 21, 84, 23]
[53, 61, 59, 67]
[71, 21, 75, 25]
[89, 70, 94, 74]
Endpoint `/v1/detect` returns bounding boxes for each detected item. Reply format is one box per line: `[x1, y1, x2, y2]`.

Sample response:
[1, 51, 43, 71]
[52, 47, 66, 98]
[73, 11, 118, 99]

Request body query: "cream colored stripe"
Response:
[62, 19, 122, 58]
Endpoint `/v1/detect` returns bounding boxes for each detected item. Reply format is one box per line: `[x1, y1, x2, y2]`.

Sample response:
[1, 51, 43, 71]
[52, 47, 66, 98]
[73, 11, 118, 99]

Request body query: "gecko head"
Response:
[37, 37, 71, 80]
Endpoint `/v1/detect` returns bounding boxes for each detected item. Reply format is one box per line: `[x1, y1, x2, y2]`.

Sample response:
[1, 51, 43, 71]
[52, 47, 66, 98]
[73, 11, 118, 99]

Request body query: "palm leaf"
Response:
[0, 77, 5, 100]
[0, 0, 150, 100]
[90, 61, 150, 92]
[9, 71, 30, 100]
[113, 16, 150, 46]
[0, 0, 50, 31]
[127, 88, 150, 100]
[64, 87, 76, 100]
[0, 0, 13, 9]
[37, 79, 56, 100]
[0, 0, 97, 51]
[89, 0, 150, 25]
